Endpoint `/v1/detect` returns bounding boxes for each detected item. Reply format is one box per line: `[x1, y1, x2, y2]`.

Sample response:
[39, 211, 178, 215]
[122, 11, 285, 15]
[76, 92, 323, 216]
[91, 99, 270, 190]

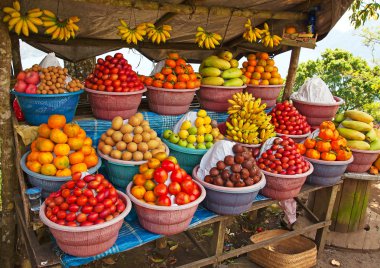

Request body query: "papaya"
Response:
[334, 113, 345, 123]
[203, 56, 231, 70]
[240, 75, 249, 84]
[223, 78, 244, 87]
[337, 128, 365, 141]
[366, 129, 377, 142]
[221, 68, 243, 79]
[341, 120, 372, 132]
[344, 110, 374, 123]
[201, 77, 224, 86]
[370, 138, 380, 150]
[346, 140, 370, 150]
[200, 67, 222, 77]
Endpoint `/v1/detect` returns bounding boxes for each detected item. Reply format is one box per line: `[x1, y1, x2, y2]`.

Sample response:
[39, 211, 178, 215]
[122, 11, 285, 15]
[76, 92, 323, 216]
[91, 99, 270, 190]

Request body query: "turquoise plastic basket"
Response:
[163, 139, 208, 174]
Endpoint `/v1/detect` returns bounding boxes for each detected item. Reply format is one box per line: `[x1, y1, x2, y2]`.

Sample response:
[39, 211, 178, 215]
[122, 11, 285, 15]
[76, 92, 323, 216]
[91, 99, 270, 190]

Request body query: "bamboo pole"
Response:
[282, 47, 301, 101]
[0, 21, 16, 268]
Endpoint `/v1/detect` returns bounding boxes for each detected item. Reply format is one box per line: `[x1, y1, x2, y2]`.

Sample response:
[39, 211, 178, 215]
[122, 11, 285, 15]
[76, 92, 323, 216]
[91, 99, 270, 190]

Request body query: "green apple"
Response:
[163, 129, 173, 139]
[197, 143, 206, 150]
[205, 141, 213, 149]
[178, 139, 188, 147]
[204, 133, 213, 142]
[187, 143, 196, 149]
[169, 133, 180, 144]
[188, 126, 197, 135]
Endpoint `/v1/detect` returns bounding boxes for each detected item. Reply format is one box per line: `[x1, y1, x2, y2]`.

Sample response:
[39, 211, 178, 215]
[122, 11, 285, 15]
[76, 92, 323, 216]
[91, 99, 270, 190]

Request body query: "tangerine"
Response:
[144, 191, 156, 202]
[247, 54, 256, 60]
[63, 123, 80, 138]
[259, 52, 269, 60]
[70, 163, 87, 174]
[254, 66, 264, 73]
[83, 137, 92, 146]
[36, 138, 54, 152]
[266, 59, 275, 66]
[47, 114, 66, 129]
[264, 65, 274, 72]
[261, 72, 271, 80]
[252, 72, 261, 80]
[139, 163, 149, 173]
[147, 158, 161, 169]
[50, 129, 68, 144]
[56, 168, 72, 177]
[28, 161, 41, 173]
[38, 152, 54, 164]
[54, 156, 70, 170]
[248, 59, 257, 67]
[133, 174, 146, 186]
[80, 145, 93, 156]
[68, 137, 84, 151]
[54, 144, 70, 156]
[41, 163, 57, 176]
[131, 185, 146, 199]
[38, 124, 51, 138]
[83, 154, 98, 168]
[257, 59, 267, 67]
[27, 151, 40, 162]
[31, 140, 38, 152]
[144, 180, 156, 191]
[69, 151, 85, 165]
[260, 80, 270, 85]
[77, 129, 86, 139]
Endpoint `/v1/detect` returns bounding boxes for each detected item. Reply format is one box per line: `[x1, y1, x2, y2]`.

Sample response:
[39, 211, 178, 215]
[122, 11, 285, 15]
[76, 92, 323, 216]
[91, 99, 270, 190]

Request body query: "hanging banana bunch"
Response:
[242, 19, 263, 43]
[260, 22, 282, 48]
[117, 19, 146, 45]
[195, 26, 222, 49]
[2, 1, 43, 36]
[42, 10, 80, 41]
[145, 24, 172, 44]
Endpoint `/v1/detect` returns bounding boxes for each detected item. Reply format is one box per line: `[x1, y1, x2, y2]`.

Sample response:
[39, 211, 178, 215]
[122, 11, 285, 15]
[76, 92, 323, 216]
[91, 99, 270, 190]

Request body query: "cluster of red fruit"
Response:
[85, 53, 145, 92]
[44, 172, 126, 226]
[14, 70, 40, 94]
[270, 101, 311, 135]
[258, 136, 310, 175]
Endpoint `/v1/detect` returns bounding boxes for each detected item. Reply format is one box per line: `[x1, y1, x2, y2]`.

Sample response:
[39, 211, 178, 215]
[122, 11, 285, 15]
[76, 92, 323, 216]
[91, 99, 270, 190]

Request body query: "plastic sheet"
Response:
[291, 76, 335, 103]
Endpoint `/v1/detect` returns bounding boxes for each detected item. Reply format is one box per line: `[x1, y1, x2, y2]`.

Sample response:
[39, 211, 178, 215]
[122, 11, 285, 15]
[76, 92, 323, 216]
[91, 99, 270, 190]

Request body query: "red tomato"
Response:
[181, 180, 195, 195]
[52, 206, 59, 215]
[87, 212, 99, 222]
[76, 213, 87, 223]
[81, 221, 94, 226]
[168, 182, 181, 195]
[66, 212, 76, 222]
[191, 185, 201, 198]
[153, 167, 168, 183]
[66, 195, 77, 204]
[103, 198, 113, 208]
[115, 53, 123, 59]
[109, 204, 116, 214]
[54, 196, 64, 206]
[95, 219, 105, 225]
[73, 188, 82, 197]
[59, 202, 69, 211]
[88, 180, 100, 189]
[95, 174, 104, 182]
[49, 215, 58, 223]
[76, 196, 88, 206]
[56, 219, 66, 225]
[179, 168, 187, 177]
[96, 192, 105, 202]
[161, 160, 175, 172]
[94, 203, 105, 213]
[57, 210, 66, 219]
[72, 172, 82, 181]
[66, 181, 76, 189]
[116, 202, 125, 212]
[83, 189, 94, 198]
[170, 169, 183, 183]
[110, 74, 118, 81]
[99, 208, 111, 219]
[61, 189, 71, 198]
[189, 194, 197, 202]
[175, 192, 190, 205]
[156, 195, 171, 206]
[66, 221, 77, 227]
[153, 183, 168, 196]
[81, 205, 93, 214]
[69, 204, 79, 212]
[83, 175, 95, 183]
[76, 180, 86, 188]
[88, 197, 97, 206]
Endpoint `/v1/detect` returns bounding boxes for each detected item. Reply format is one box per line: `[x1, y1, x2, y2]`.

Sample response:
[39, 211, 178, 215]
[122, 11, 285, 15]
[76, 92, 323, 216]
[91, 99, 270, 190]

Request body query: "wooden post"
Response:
[10, 35, 22, 76]
[0, 21, 17, 268]
[282, 47, 301, 101]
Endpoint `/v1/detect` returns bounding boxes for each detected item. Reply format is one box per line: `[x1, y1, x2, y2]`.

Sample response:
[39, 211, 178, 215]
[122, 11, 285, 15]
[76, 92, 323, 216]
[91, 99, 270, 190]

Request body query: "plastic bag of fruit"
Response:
[39, 52, 62, 68]
[291, 76, 335, 103]
[173, 111, 198, 133]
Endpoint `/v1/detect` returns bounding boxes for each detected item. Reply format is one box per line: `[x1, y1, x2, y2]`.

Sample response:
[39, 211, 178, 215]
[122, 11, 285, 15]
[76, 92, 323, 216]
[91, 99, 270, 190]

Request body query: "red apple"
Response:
[25, 84, 37, 94]
[24, 71, 40, 85]
[14, 80, 27, 92]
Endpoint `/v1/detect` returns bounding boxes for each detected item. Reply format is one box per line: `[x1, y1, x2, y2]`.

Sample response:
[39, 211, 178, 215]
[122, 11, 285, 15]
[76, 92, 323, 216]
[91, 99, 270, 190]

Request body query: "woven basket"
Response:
[248, 229, 317, 268]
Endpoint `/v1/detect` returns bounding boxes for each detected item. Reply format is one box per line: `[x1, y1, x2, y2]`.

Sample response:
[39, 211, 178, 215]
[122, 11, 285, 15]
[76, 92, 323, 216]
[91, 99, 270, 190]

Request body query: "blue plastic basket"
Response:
[162, 139, 208, 174]
[21, 152, 102, 198]
[12, 89, 83, 126]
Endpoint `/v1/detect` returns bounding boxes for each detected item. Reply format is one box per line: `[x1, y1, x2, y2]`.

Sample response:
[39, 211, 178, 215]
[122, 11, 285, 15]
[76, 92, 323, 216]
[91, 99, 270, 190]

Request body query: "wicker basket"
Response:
[248, 229, 317, 268]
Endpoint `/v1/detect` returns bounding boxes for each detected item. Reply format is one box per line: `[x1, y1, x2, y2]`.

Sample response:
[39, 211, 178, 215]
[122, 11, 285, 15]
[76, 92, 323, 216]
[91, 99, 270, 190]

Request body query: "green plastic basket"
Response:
[163, 139, 208, 174]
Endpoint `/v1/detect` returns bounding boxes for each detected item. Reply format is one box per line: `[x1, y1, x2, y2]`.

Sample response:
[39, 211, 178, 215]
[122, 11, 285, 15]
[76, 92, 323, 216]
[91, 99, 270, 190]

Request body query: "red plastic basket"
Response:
[346, 148, 380, 173]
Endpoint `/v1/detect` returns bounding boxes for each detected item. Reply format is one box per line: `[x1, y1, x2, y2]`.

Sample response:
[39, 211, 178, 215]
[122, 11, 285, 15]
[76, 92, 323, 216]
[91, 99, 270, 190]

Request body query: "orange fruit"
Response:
[250, 79, 260, 85]
[70, 163, 87, 174]
[56, 168, 72, 177]
[254, 66, 264, 73]
[80, 145, 93, 156]
[144, 180, 156, 191]
[54, 144, 70, 156]
[133, 174, 146, 186]
[38, 152, 54, 164]
[269, 78, 279, 85]
[83, 154, 98, 168]
[252, 72, 261, 80]
[131, 185, 146, 199]
[266, 59, 275, 66]
[244, 72, 252, 79]
[38, 124, 51, 138]
[278, 78, 284, 84]
[285, 26, 297, 34]
[139, 163, 149, 173]
[260, 79, 270, 85]
[53, 156, 70, 170]
[271, 71, 281, 78]
[77, 128, 86, 139]
[257, 59, 267, 67]
[47, 114, 66, 129]
[143, 169, 154, 180]
[68, 138, 84, 151]
[27, 151, 40, 162]
[69, 151, 85, 165]
[259, 52, 269, 60]
[264, 65, 274, 72]
[50, 129, 68, 144]
[41, 163, 57, 176]
[31, 140, 38, 152]
[63, 123, 80, 138]
[248, 59, 257, 67]
[261, 72, 271, 80]
[36, 138, 54, 152]
[247, 54, 256, 60]
[28, 161, 41, 173]
[147, 158, 161, 169]
[144, 191, 156, 202]
[246, 66, 254, 73]
[273, 66, 278, 72]
[83, 137, 92, 147]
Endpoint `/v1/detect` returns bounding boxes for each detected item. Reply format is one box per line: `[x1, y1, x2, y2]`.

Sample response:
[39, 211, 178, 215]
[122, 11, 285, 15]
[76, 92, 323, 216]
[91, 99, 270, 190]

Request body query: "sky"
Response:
[19, 10, 379, 78]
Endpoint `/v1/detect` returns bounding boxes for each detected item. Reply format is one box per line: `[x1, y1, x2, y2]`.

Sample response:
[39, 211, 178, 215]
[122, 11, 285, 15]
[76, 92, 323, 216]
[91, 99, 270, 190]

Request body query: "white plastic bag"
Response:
[173, 111, 198, 133]
[39, 53, 61, 68]
[291, 76, 335, 103]
[197, 140, 235, 179]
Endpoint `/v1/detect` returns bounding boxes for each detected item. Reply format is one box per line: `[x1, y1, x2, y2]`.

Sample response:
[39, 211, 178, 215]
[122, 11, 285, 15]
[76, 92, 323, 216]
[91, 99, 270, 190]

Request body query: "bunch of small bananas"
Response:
[117, 19, 147, 45]
[42, 10, 80, 41]
[146, 24, 172, 44]
[3, 1, 43, 36]
[242, 19, 264, 43]
[195, 26, 222, 49]
[226, 92, 275, 144]
[260, 23, 282, 48]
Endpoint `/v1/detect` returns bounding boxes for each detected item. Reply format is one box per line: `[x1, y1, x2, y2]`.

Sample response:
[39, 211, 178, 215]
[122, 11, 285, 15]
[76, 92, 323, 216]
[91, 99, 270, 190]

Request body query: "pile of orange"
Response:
[26, 114, 99, 176]
[241, 52, 283, 86]
[141, 53, 201, 89]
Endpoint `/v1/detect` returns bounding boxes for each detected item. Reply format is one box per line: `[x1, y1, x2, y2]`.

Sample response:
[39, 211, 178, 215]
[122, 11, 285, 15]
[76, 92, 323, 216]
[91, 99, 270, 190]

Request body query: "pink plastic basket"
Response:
[126, 181, 206, 235]
[146, 86, 198, 115]
[39, 191, 132, 257]
[346, 148, 380, 173]
[85, 87, 146, 120]
[245, 84, 283, 108]
[260, 161, 314, 200]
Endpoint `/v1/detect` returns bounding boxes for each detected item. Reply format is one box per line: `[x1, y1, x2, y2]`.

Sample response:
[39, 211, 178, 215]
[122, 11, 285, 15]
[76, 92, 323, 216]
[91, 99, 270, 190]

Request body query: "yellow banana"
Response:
[13, 1, 20, 11]
[51, 27, 61, 40]
[27, 8, 41, 14]
[3, 7, 17, 14]
[14, 19, 23, 35]
[9, 16, 21, 27]
[25, 18, 38, 33]
[43, 10, 56, 19]
[28, 17, 43, 26]
[3, 15, 11, 22]
[162, 25, 172, 31]
[28, 11, 43, 18]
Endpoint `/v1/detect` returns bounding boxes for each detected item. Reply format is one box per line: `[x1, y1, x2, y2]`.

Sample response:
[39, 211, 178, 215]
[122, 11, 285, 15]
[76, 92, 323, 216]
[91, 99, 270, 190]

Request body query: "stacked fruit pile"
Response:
[300, 121, 352, 161]
[142, 53, 200, 89]
[241, 52, 283, 86]
[98, 113, 166, 161]
[335, 110, 380, 151]
[200, 51, 247, 87]
[85, 53, 144, 92]
[270, 101, 311, 135]
[130, 154, 202, 206]
[226, 92, 275, 144]
[26, 114, 98, 176]
[204, 144, 262, 187]
[44, 172, 126, 226]
[258, 136, 310, 175]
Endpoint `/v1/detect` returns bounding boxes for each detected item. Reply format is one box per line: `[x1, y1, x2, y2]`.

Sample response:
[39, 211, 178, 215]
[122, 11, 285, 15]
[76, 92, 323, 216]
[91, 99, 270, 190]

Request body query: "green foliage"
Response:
[294, 49, 380, 116]
[350, 0, 380, 28]
[358, 26, 380, 64]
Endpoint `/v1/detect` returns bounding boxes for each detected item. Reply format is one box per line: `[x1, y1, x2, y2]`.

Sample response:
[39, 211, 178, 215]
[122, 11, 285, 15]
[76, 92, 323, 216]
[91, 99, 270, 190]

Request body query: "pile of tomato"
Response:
[140, 53, 200, 89]
[298, 121, 352, 161]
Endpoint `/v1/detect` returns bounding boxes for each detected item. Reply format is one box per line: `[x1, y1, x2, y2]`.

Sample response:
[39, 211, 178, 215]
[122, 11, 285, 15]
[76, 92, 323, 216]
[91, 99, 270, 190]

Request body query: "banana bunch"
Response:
[42, 10, 80, 41]
[195, 26, 222, 49]
[242, 19, 263, 43]
[145, 24, 172, 44]
[3, 1, 43, 36]
[117, 19, 146, 45]
[260, 22, 282, 48]
[226, 92, 275, 144]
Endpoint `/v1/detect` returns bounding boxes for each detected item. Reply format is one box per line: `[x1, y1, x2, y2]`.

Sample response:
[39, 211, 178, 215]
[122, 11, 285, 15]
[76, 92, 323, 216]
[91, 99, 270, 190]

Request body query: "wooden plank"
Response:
[295, 197, 320, 222]
[210, 220, 227, 257]
[330, 185, 342, 231]
[358, 181, 372, 230]
[348, 180, 368, 232]
[343, 173, 380, 181]
[334, 179, 358, 233]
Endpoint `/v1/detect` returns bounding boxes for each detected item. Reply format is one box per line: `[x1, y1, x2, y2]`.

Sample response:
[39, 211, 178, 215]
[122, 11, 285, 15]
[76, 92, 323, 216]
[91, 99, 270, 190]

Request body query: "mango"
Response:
[346, 140, 370, 150]
[366, 129, 377, 142]
[218, 51, 233, 61]
[203, 56, 231, 70]
[341, 120, 372, 132]
[201, 77, 224, 86]
[200, 67, 221, 77]
[221, 68, 243, 79]
[230, 59, 239, 68]
[337, 128, 365, 141]
[334, 113, 345, 123]
[240, 75, 249, 84]
[199, 62, 205, 72]
[370, 138, 380, 150]
[344, 110, 374, 123]
[223, 78, 244, 87]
